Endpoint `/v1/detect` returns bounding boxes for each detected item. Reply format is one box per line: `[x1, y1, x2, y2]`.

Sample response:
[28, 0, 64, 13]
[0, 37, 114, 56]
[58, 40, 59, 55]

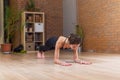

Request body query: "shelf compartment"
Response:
[25, 23, 34, 32]
[25, 33, 34, 42]
[25, 13, 34, 22]
[35, 33, 43, 42]
[35, 14, 43, 23]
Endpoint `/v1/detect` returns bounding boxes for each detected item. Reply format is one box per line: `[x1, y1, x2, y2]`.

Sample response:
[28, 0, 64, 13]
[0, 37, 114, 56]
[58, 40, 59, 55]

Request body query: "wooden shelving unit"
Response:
[21, 11, 45, 51]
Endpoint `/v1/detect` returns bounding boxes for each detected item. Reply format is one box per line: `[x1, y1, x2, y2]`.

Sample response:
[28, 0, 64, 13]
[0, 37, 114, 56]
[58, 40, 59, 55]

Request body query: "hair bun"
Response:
[68, 33, 81, 44]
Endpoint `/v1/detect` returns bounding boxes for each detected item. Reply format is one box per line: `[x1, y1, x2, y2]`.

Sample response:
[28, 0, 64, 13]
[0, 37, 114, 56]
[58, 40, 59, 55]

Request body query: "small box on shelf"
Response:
[26, 43, 35, 51]
[34, 23, 44, 32]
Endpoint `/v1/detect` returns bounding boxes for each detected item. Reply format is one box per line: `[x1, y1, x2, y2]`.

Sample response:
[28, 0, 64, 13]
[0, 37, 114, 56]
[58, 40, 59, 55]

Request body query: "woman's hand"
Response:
[74, 59, 92, 65]
[54, 60, 72, 66]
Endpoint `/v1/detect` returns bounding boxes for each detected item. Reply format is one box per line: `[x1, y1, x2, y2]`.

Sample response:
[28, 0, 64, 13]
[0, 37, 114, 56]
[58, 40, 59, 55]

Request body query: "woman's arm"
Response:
[54, 37, 72, 66]
[54, 44, 60, 63]
[73, 46, 79, 61]
[73, 46, 92, 65]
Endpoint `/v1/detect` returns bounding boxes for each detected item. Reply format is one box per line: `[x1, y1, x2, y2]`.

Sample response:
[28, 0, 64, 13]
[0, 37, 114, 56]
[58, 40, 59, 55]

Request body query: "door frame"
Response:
[0, 0, 4, 44]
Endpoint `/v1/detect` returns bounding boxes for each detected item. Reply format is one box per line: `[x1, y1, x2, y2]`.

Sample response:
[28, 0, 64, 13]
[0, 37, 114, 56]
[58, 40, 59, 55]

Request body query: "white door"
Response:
[63, 0, 77, 36]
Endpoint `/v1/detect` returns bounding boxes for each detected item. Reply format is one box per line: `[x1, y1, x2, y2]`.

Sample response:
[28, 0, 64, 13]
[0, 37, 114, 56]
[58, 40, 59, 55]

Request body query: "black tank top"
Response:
[45, 36, 67, 49]
[62, 38, 67, 49]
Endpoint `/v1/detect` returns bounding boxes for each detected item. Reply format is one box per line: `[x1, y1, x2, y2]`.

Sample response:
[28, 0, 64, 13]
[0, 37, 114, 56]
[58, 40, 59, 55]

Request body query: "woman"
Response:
[37, 34, 91, 66]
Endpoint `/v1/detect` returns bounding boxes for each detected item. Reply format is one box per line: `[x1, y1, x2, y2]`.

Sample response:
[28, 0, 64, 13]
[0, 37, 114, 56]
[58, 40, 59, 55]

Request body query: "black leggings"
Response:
[39, 37, 58, 52]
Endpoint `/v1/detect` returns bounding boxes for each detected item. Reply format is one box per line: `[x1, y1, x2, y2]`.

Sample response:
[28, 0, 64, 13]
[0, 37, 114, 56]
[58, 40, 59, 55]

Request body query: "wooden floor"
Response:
[0, 50, 120, 80]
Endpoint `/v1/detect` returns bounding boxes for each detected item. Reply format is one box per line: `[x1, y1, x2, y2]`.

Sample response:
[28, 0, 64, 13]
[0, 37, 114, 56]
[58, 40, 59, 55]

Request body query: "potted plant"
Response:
[25, 0, 40, 11]
[1, 6, 21, 53]
[76, 24, 84, 53]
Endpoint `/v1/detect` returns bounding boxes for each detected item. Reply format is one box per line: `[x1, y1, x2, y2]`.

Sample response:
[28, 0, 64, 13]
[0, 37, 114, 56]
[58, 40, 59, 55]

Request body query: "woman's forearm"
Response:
[54, 47, 60, 61]
[73, 50, 79, 60]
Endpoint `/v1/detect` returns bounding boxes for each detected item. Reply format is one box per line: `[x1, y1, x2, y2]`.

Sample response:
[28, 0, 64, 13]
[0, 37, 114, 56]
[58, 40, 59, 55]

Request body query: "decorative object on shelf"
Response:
[35, 15, 40, 22]
[26, 33, 33, 42]
[28, 16, 33, 22]
[29, 27, 33, 32]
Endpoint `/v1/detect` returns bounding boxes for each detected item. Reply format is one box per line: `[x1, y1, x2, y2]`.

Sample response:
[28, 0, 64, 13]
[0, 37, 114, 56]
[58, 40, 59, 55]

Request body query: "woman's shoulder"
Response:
[58, 36, 66, 39]
[57, 36, 66, 43]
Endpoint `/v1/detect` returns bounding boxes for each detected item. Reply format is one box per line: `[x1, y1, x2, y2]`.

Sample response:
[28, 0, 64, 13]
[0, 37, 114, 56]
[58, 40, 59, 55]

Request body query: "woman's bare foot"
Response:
[41, 52, 45, 59]
[74, 59, 92, 65]
[54, 60, 72, 66]
[37, 52, 42, 59]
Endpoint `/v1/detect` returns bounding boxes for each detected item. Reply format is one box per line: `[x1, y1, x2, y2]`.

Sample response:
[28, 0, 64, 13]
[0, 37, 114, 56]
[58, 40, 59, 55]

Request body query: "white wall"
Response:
[0, 0, 4, 44]
[63, 0, 77, 36]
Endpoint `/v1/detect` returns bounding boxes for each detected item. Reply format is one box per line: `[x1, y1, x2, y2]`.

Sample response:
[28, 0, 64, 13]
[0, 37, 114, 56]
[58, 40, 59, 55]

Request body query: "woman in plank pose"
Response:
[37, 33, 91, 66]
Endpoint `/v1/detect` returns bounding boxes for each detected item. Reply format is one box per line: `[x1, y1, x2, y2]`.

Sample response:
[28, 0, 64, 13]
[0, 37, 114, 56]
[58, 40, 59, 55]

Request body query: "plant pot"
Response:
[78, 46, 82, 54]
[1, 43, 12, 53]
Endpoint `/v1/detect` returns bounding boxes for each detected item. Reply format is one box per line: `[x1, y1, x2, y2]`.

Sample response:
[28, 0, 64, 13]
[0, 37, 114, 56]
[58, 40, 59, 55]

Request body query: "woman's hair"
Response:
[68, 33, 81, 44]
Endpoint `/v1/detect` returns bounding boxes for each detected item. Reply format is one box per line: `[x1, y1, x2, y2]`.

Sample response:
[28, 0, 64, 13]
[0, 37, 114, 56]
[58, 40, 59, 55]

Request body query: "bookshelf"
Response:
[21, 11, 45, 51]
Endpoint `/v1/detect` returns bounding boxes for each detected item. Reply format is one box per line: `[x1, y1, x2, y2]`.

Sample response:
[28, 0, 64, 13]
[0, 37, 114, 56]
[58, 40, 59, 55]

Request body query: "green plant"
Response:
[76, 24, 84, 46]
[13, 50, 27, 54]
[4, 6, 21, 43]
[25, 0, 40, 11]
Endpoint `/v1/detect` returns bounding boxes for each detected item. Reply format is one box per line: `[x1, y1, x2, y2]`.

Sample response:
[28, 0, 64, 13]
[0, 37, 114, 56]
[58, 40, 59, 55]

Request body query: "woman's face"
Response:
[69, 44, 80, 50]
